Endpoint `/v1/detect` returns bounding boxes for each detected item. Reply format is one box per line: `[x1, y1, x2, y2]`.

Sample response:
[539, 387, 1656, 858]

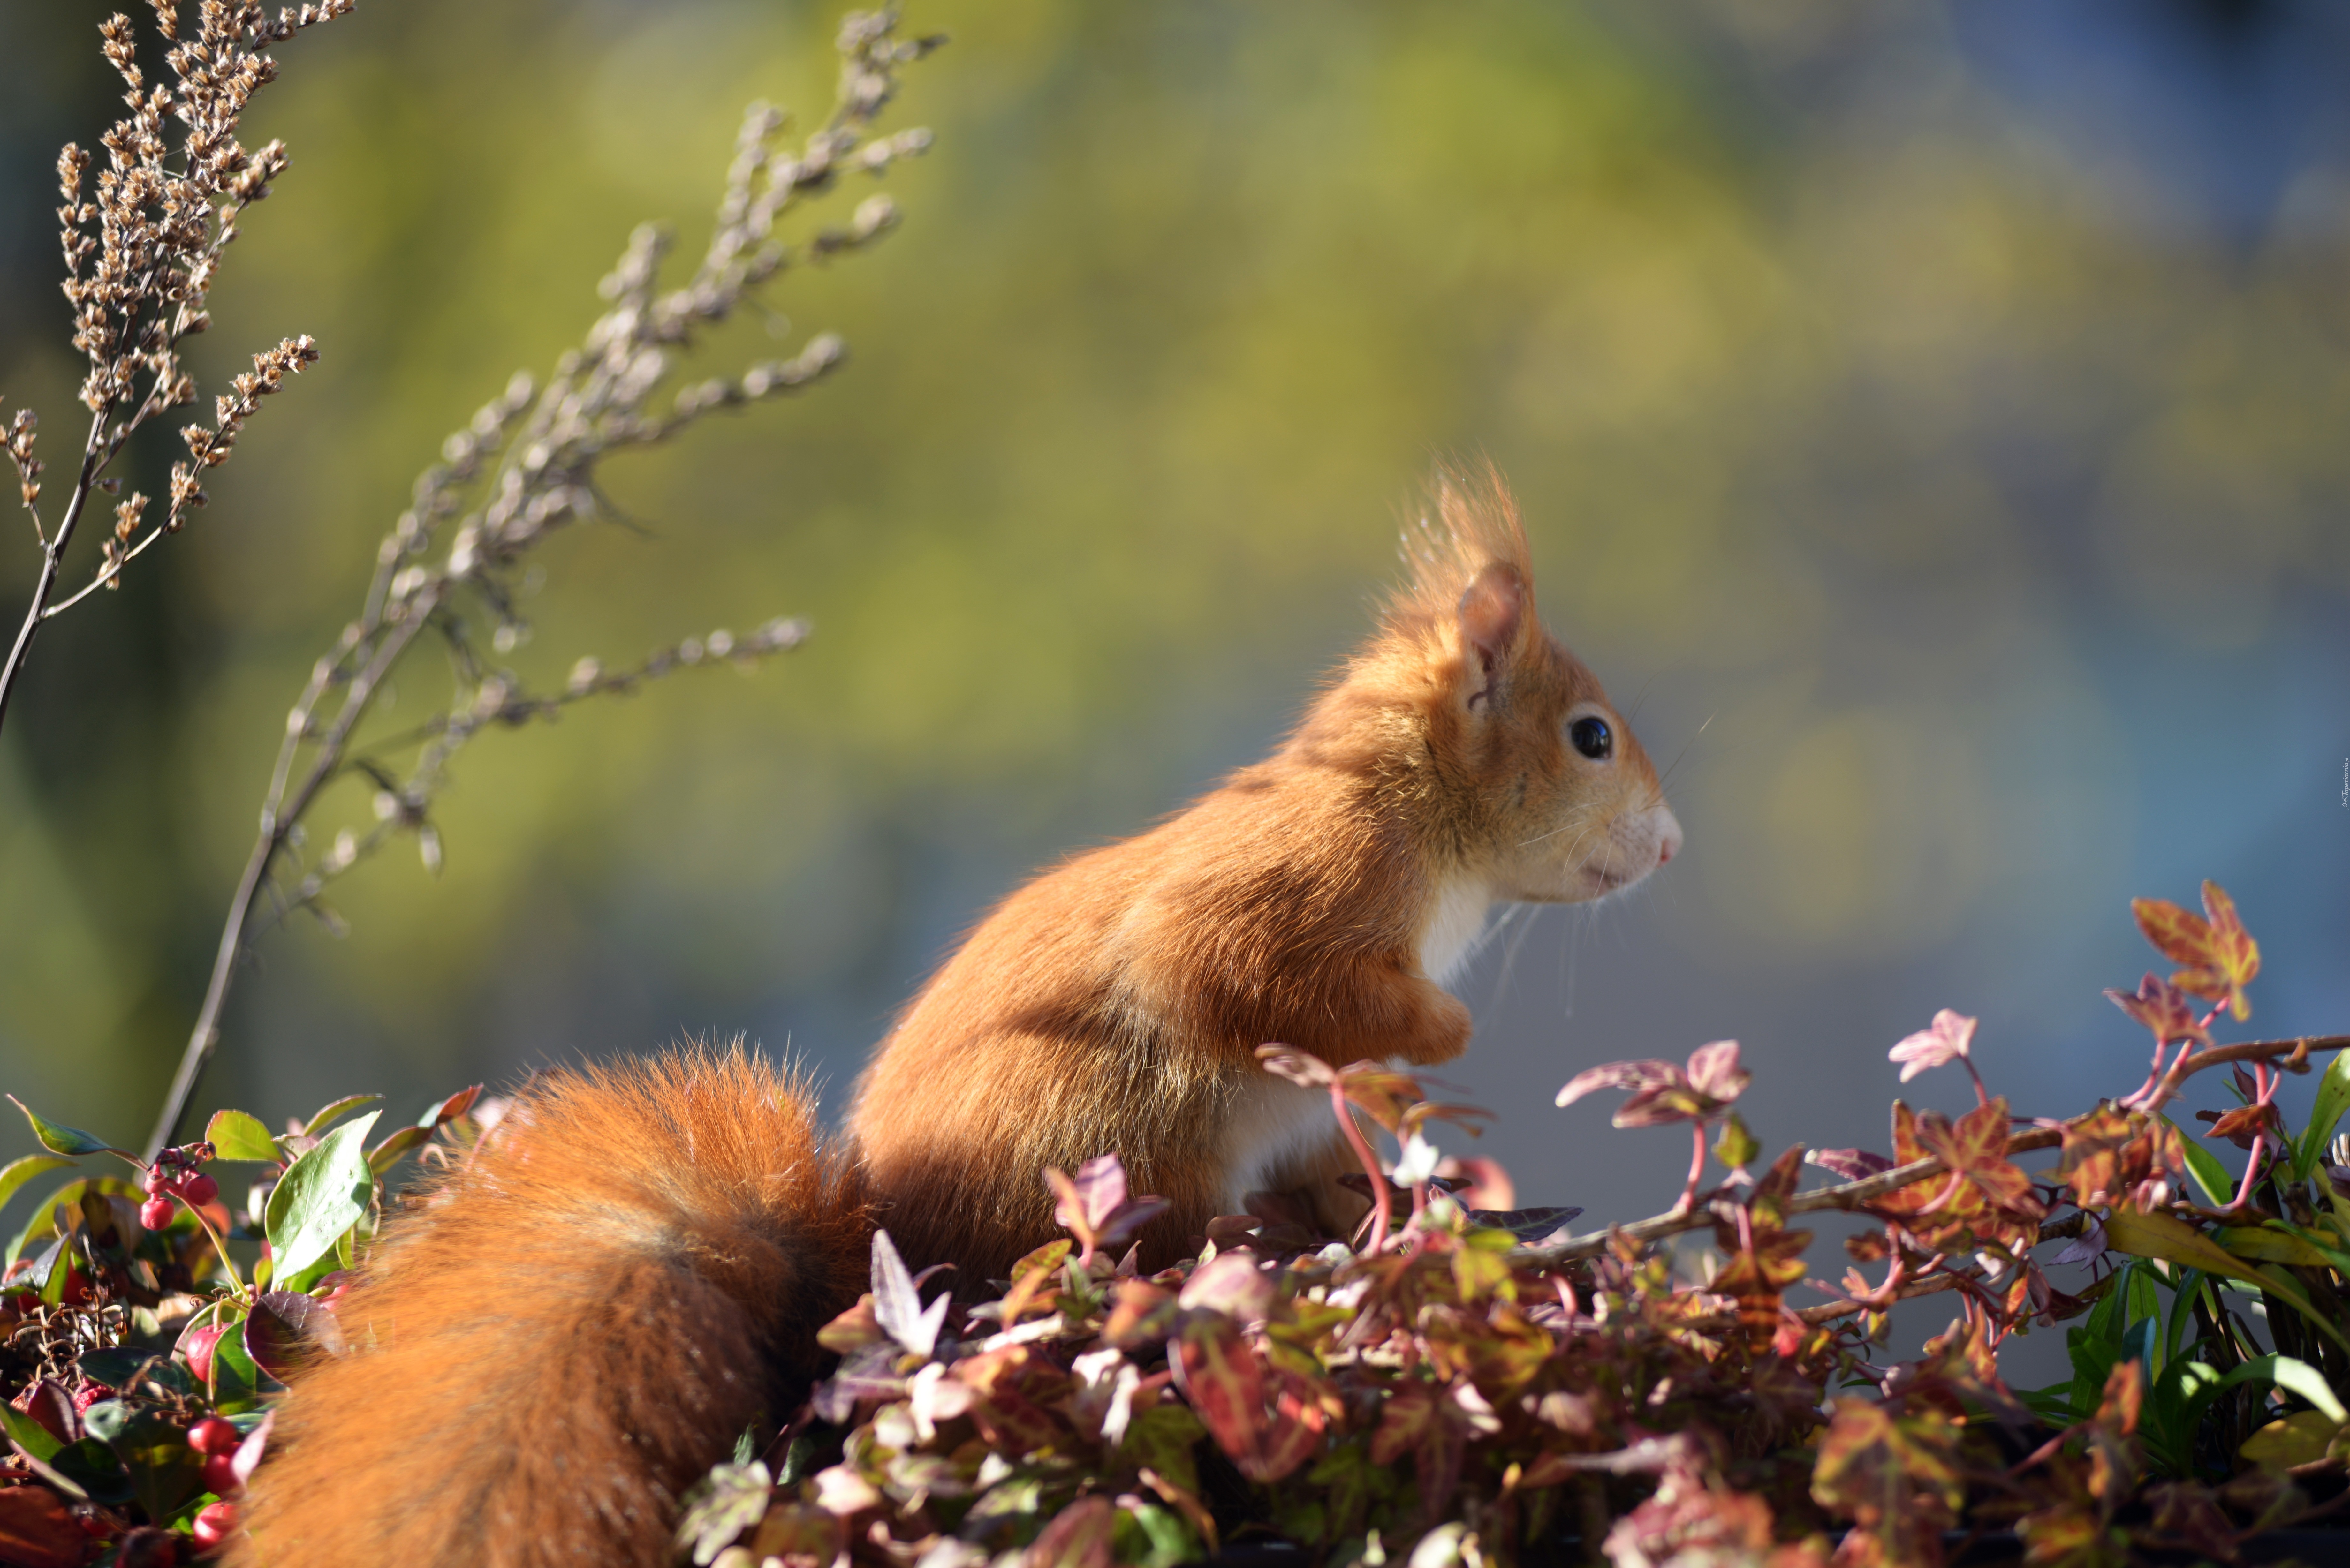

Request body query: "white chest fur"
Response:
[1218, 1074, 1340, 1213]
[1417, 876, 1494, 988]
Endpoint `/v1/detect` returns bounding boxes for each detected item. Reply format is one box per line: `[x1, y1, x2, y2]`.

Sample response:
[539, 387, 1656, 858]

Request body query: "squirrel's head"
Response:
[1361, 464, 1682, 909]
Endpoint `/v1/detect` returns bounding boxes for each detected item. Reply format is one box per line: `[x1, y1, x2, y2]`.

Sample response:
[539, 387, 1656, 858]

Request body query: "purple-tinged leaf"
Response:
[868, 1228, 948, 1358]
[229, 1410, 274, 1489]
[1806, 1148, 1894, 1182]
[1888, 1010, 1977, 1083]
[1684, 1040, 1750, 1102]
[1177, 1252, 1276, 1321]
[245, 1290, 347, 1379]
[1555, 1059, 1679, 1110]
[1254, 1044, 1333, 1088]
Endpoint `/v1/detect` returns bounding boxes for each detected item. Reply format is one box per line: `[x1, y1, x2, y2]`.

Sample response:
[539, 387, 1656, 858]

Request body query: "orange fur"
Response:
[236, 1049, 868, 1568]
[239, 469, 1679, 1565]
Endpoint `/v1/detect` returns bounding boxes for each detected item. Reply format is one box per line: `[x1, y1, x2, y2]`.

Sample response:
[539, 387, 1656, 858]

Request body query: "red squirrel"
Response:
[237, 468, 1681, 1567]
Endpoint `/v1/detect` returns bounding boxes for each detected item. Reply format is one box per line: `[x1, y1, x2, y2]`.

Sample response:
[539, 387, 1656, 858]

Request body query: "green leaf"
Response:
[673, 1461, 772, 1567]
[2162, 1268, 2206, 1367]
[2217, 1225, 2334, 1270]
[79, 1349, 174, 1398]
[2163, 1115, 2235, 1208]
[1123, 1502, 1200, 1568]
[210, 1316, 267, 1409]
[302, 1094, 382, 1140]
[2105, 1209, 2262, 1285]
[2242, 1410, 2340, 1470]
[206, 1109, 281, 1163]
[2294, 1050, 2350, 1183]
[0, 1154, 76, 1213]
[2179, 1353, 2348, 1444]
[366, 1123, 431, 1174]
[52, 1436, 135, 1504]
[6, 1096, 119, 1157]
[264, 1111, 380, 1280]
[31, 1234, 72, 1308]
[7, 1177, 140, 1264]
[0, 1395, 62, 1462]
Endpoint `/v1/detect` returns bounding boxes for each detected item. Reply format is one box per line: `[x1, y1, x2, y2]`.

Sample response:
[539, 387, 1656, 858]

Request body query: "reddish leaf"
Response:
[1253, 1367, 1332, 1483]
[245, 1289, 346, 1379]
[1907, 1099, 2041, 1219]
[2197, 1104, 2284, 1151]
[1103, 1280, 1178, 1350]
[1811, 1399, 1961, 1568]
[1026, 1495, 1116, 1568]
[0, 1485, 91, 1568]
[420, 1084, 483, 1126]
[2103, 973, 2210, 1048]
[968, 1383, 1065, 1456]
[1369, 1382, 1436, 1468]
[2132, 883, 2260, 1021]
[8, 1379, 76, 1445]
[1170, 1312, 1265, 1471]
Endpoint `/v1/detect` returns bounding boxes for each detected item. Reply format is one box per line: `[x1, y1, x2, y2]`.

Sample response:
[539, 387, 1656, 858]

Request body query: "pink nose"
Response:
[1655, 810, 1684, 866]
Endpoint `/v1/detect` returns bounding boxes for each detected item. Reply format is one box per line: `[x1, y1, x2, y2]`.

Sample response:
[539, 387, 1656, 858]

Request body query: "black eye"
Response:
[1569, 715, 1613, 760]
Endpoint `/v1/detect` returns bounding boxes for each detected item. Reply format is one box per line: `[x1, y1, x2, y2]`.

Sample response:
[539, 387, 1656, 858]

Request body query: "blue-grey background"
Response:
[3, 0, 2346, 1383]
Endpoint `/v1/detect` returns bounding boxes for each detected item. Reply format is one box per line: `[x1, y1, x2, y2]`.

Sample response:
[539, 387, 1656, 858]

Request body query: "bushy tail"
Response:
[237, 1047, 870, 1568]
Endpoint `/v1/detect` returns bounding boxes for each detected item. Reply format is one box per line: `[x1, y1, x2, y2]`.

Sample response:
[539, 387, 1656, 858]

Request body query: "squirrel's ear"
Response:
[1456, 563, 1524, 710]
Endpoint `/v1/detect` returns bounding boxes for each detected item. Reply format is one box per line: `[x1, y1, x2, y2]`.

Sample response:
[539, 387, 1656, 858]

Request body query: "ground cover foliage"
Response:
[1, 888, 2347, 1565]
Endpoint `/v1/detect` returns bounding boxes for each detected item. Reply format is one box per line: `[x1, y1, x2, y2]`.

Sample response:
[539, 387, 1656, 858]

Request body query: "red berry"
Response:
[201, 1451, 242, 1497]
[188, 1416, 241, 1456]
[72, 1381, 114, 1413]
[178, 1323, 230, 1384]
[181, 1173, 218, 1206]
[58, 1267, 92, 1307]
[143, 1168, 169, 1195]
[192, 1500, 239, 1549]
[140, 1197, 175, 1231]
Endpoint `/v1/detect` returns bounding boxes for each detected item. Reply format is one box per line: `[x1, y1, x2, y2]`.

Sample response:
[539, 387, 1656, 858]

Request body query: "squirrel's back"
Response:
[237, 1049, 868, 1568]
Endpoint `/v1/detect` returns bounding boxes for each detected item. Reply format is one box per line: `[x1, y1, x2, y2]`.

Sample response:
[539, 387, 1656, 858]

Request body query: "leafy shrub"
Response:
[12, 883, 2337, 1564]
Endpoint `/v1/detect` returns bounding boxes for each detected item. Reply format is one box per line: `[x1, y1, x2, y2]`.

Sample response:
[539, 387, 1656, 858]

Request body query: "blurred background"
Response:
[3, 0, 2346, 1383]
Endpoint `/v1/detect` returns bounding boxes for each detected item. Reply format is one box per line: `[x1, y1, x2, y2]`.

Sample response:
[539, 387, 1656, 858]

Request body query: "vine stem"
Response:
[1512, 1033, 2350, 1269]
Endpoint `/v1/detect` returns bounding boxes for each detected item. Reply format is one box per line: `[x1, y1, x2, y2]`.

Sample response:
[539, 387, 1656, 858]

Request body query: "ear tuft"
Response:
[1458, 564, 1523, 707]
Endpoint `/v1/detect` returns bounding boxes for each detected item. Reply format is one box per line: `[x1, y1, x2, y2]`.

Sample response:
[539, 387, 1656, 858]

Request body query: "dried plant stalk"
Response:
[3, 1, 351, 737]
[144, 8, 943, 1158]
